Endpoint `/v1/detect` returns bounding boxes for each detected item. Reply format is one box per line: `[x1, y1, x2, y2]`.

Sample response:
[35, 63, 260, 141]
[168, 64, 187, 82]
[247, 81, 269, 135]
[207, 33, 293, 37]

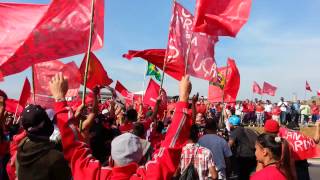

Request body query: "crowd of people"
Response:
[0, 73, 320, 180]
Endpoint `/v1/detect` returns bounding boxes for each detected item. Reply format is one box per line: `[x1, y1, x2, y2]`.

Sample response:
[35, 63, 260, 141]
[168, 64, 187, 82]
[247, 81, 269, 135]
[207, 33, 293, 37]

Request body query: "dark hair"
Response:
[189, 124, 200, 143]
[156, 121, 164, 134]
[126, 109, 138, 122]
[205, 117, 218, 131]
[132, 123, 145, 138]
[0, 89, 8, 100]
[257, 134, 294, 180]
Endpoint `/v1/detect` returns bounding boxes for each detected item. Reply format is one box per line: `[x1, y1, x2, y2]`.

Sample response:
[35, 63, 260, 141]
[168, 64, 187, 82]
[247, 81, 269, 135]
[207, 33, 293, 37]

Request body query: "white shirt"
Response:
[277, 101, 288, 112]
[264, 104, 273, 113]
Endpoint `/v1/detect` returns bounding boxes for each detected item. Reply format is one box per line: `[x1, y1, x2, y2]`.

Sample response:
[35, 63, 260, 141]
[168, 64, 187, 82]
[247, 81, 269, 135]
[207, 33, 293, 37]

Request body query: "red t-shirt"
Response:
[250, 166, 286, 180]
[196, 104, 207, 114]
[256, 105, 265, 112]
[242, 103, 249, 113]
[272, 107, 281, 116]
[119, 122, 134, 133]
[311, 104, 319, 115]
[248, 104, 255, 112]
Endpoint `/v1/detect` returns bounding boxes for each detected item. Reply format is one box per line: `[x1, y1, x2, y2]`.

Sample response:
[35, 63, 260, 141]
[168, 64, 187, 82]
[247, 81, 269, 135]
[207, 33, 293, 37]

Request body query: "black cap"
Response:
[21, 104, 53, 140]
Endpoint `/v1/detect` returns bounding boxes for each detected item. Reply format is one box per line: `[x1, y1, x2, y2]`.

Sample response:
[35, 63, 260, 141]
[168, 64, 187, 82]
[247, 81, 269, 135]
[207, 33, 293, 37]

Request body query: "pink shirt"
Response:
[250, 166, 286, 180]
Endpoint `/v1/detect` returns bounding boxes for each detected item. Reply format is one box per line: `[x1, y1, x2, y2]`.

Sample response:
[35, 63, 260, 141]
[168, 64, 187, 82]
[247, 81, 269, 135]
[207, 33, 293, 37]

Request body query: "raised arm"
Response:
[49, 73, 110, 180]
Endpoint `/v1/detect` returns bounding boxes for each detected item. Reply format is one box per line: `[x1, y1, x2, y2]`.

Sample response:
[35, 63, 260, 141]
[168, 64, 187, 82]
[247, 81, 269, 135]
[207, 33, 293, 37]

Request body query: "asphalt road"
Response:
[309, 159, 320, 180]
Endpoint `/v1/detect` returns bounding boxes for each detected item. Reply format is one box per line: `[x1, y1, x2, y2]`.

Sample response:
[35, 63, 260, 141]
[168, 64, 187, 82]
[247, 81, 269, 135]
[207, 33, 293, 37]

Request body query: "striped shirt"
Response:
[180, 143, 215, 180]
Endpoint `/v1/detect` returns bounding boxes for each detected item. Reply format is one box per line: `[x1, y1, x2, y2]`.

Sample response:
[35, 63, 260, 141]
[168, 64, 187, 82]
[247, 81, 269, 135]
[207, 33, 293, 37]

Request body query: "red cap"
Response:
[264, 120, 280, 133]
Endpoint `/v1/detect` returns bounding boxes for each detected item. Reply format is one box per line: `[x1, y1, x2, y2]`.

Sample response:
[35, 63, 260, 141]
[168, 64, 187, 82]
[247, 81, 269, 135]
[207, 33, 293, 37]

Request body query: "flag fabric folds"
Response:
[0, 0, 104, 77]
[262, 82, 277, 96]
[115, 81, 133, 101]
[79, 52, 113, 90]
[193, 0, 252, 37]
[166, 2, 218, 81]
[252, 81, 262, 95]
[208, 58, 240, 102]
[146, 63, 161, 81]
[306, 81, 312, 92]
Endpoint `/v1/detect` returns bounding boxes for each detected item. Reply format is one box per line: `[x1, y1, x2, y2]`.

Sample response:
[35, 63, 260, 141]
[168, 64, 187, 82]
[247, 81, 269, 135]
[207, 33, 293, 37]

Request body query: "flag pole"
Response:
[80, 0, 96, 132]
[31, 65, 36, 104]
[220, 61, 230, 129]
[159, 0, 176, 91]
[142, 62, 148, 102]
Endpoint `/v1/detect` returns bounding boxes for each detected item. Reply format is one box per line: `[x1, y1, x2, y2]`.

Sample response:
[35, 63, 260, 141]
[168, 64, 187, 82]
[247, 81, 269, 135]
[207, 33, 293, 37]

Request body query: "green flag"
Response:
[146, 63, 161, 81]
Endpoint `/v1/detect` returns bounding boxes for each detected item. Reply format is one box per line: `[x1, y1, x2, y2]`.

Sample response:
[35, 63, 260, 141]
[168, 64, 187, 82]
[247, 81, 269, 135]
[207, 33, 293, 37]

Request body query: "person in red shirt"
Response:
[119, 108, 137, 133]
[311, 101, 319, 123]
[49, 73, 193, 179]
[272, 103, 281, 123]
[255, 101, 265, 127]
[248, 102, 256, 126]
[251, 133, 294, 180]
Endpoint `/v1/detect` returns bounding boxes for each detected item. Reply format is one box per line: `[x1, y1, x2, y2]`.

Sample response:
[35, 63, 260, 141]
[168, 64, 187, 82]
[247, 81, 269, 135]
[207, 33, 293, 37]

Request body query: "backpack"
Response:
[179, 147, 199, 180]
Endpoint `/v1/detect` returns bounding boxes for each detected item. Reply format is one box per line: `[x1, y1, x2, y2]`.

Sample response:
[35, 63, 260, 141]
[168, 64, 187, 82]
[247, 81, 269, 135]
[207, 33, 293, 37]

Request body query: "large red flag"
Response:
[5, 99, 23, 115]
[306, 81, 312, 92]
[193, 0, 252, 37]
[262, 82, 277, 96]
[33, 60, 81, 108]
[208, 58, 240, 102]
[19, 78, 31, 108]
[143, 79, 167, 109]
[0, 0, 104, 77]
[80, 52, 113, 90]
[166, 2, 218, 82]
[114, 81, 133, 101]
[252, 81, 262, 95]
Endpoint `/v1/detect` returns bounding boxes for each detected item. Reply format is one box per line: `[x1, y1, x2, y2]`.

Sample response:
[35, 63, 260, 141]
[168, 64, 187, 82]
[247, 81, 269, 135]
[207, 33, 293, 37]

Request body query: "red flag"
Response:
[143, 79, 167, 109]
[5, 99, 23, 115]
[19, 78, 31, 108]
[317, 90, 320, 97]
[193, 0, 252, 37]
[33, 60, 81, 108]
[279, 127, 320, 160]
[252, 81, 262, 95]
[80, 52, 113, 90]
[262, 82, 277, 96]
[166, 2, 218, 81]
[115, 81, 133, 101]
[306, 81, 312, 92]
[0, 0, 104, 76]
[208, 58, 240, 102]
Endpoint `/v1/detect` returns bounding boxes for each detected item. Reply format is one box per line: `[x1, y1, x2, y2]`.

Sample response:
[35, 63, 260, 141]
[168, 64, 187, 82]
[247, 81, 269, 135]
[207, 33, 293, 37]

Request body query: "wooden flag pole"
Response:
[80, 0, 96, 132]
[219, 61, 230, 129]
[159, 0, 176, 91]
[31, 65, 36, 104]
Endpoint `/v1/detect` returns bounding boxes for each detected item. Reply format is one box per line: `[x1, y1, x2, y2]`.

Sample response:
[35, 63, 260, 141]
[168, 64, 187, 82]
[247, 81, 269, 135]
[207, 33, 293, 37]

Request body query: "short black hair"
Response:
[132, 122, 145, 138]
[126, 108, 138, 122]
[190, 124, 200, 143]
[205, 117, 218, 131]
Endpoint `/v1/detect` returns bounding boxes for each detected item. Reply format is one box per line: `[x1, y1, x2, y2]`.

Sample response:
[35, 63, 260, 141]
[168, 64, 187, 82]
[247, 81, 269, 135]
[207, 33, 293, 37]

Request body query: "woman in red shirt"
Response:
[251, 133, 295, 180]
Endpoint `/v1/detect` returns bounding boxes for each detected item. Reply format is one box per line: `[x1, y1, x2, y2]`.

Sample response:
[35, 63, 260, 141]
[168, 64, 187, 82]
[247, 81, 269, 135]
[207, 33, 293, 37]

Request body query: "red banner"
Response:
[5, 99, 23, 115]
[115, 81, 133, 101]
[262, 82, 277, 96]
[208, 58, 240, 102]
[0, 0, 104, 77]
[193, 0, 252, 37]
[33, 60, 81, 108]
[166, 2, 218, 81]
[279, 127, 320, 160]
[143, 79, 167, 110]
[80, 52, 113, 90]
[252, 81, 262, 95]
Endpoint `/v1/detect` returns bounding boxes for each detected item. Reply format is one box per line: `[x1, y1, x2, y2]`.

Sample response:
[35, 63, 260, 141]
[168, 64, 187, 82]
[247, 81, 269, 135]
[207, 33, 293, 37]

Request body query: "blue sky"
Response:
[1, 0, 320, 102]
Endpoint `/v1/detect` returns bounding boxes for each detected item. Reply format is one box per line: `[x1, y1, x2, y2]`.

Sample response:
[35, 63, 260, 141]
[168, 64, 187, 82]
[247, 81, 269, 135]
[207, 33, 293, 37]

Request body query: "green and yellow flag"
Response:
[146, 63, 161, 81]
